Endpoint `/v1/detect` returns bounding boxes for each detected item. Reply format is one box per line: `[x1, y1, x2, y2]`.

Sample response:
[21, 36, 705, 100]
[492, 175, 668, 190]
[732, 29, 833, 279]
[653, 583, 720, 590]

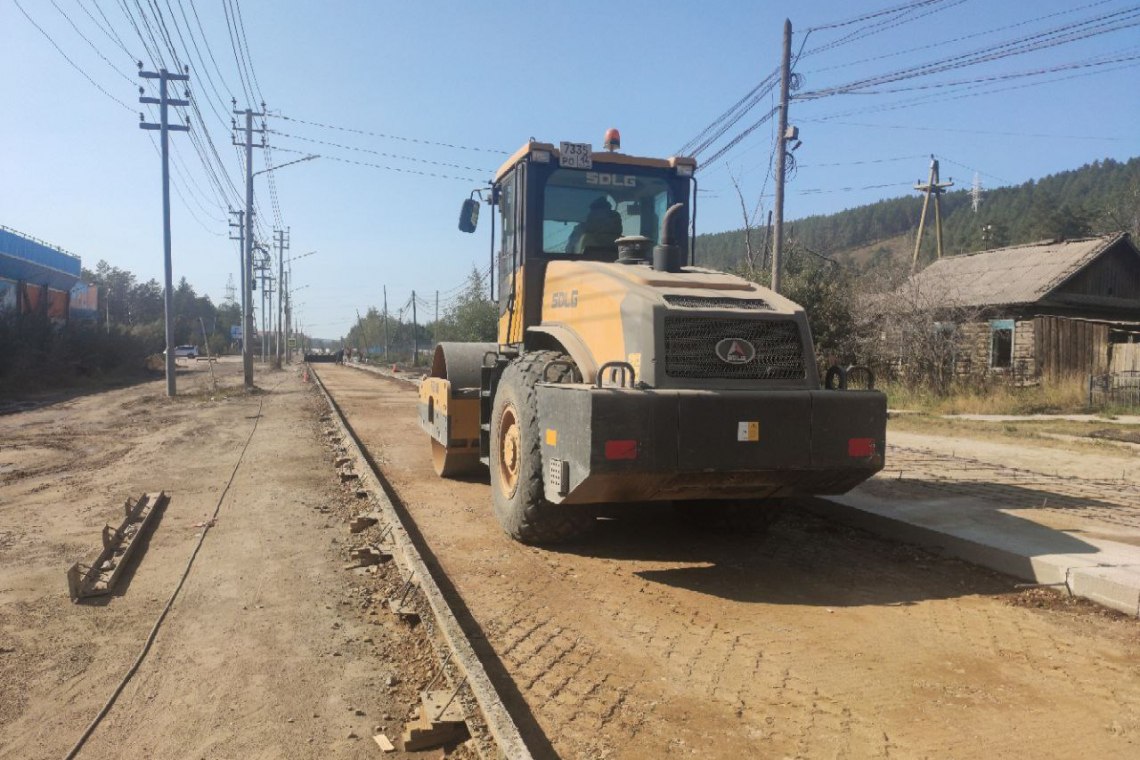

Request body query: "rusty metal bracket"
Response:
[67, 492, 169, 602]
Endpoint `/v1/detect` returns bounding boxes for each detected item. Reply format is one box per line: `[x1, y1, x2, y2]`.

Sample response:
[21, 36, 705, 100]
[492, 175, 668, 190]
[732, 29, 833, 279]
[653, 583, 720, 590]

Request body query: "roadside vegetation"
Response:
[0, 260, 241, 395]
[344, 265, 496, 364]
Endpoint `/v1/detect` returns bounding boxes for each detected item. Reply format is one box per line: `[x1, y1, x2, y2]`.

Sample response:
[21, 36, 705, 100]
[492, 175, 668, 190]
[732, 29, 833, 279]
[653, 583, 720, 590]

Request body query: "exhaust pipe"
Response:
[653, 203, 685, 273]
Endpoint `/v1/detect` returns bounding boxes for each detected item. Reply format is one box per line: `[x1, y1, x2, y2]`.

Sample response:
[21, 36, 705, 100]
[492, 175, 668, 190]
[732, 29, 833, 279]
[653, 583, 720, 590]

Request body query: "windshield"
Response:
[541, 168, 672, 257]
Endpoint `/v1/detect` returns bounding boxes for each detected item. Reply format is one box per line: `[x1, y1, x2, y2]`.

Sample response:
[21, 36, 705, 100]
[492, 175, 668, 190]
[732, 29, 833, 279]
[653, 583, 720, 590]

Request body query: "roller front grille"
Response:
[664, 317, 805, 380]
[663, 295, 772, 311]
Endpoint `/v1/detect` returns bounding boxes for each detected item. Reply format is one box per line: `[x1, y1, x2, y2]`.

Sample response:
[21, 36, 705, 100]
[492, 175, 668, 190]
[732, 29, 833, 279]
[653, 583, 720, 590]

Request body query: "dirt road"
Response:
[319, 364, 1140, 759]
[0, 360, 445, 759]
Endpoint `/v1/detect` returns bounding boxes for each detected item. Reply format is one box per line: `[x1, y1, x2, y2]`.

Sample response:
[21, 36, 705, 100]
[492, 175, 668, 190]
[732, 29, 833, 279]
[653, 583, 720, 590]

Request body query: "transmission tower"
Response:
[971, 172, 983, 213]
[224, 274, 236, 307]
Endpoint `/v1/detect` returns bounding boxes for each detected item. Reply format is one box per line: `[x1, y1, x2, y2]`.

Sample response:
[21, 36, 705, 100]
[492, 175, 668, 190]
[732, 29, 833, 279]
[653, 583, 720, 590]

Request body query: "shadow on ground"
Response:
[550, 501, 1024, 607]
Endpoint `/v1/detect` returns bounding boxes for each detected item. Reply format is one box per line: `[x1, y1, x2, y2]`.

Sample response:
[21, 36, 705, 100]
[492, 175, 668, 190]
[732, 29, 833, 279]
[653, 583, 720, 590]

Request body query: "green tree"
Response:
[431, 265, 498, 343]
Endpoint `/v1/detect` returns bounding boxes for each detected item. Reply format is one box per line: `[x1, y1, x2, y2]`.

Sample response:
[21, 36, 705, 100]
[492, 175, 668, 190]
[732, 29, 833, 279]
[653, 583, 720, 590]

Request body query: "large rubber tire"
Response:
[490, 351, 594, 544]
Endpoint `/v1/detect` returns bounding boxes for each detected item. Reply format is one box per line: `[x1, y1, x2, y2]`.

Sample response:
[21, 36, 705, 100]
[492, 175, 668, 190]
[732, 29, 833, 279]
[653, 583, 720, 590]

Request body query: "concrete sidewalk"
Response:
[812, 476, 1140, 617]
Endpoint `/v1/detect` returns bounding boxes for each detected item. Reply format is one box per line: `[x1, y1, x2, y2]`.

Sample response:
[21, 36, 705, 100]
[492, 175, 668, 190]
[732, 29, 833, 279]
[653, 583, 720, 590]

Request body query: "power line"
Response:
[802, 119, 1133, 142]
[837, 49, 1140, 95]
[676, 70, 779, 156]
[74, 0, 135, 60]
[267, 130, 497, 174]
[801, 0, 1120, 74]
[220, 0, 253, 104]
[231, 0, 264, 102]
[270, 113, 510, 155]
[795, 6, 1140, 100]
[14, 0, 135, 112]
[803, 0, 951, 32]
[797, 154, 928, 168]
[803, 0, 968, 57]
[269, 146, 482, 183]
[798, 51, 1140, 124]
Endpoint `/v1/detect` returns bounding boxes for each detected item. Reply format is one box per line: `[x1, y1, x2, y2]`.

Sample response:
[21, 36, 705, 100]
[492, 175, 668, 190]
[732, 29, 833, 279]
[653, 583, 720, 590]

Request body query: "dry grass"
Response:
[883, 374, 1092, 415]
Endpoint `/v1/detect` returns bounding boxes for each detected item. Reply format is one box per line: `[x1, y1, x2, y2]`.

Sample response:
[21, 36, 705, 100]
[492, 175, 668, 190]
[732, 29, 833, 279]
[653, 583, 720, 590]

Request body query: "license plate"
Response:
[559, 141, 593, 169]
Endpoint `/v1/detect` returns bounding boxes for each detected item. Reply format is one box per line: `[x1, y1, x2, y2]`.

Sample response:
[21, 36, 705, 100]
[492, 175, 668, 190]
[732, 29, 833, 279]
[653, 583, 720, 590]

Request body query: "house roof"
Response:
[908, 232, 1135, 308]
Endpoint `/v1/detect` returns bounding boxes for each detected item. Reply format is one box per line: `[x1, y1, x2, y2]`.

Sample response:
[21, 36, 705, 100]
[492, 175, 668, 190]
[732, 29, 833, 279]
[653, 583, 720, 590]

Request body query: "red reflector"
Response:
[848, 437, 875, 457]
[604, 439, 638, 460]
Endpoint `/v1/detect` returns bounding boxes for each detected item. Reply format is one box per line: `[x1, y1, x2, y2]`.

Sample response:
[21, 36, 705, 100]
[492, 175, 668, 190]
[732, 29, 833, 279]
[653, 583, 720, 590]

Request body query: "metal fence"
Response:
[1089, 370, 1140, 409]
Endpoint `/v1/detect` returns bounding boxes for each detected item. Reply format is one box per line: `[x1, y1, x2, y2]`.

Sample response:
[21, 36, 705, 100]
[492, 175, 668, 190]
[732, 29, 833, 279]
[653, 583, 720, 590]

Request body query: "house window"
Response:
[990, 319, 1014, 369]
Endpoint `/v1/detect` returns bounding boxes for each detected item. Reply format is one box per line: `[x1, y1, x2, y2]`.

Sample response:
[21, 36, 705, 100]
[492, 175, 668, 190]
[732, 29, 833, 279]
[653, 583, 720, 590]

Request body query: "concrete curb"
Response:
[807, 494, 1140, 617]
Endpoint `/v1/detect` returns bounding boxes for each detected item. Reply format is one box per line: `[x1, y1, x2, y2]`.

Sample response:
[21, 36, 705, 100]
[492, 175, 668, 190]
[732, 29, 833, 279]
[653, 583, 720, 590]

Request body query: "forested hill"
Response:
[696, 156, 1140, 272]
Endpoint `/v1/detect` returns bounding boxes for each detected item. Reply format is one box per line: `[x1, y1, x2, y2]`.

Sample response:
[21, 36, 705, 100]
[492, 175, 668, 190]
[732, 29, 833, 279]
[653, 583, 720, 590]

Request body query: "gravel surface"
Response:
[0, 358, 470, 760]
[320, 364, 1140, 760]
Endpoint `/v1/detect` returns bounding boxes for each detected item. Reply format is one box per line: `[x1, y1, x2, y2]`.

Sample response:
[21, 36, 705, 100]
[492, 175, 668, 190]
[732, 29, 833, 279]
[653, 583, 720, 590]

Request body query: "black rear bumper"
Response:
[535, 384, 886, 504]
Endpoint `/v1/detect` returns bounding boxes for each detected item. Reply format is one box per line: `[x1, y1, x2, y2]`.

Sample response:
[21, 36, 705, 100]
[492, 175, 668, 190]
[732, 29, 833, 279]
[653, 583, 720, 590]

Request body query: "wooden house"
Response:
[902, 232, 1140, 381]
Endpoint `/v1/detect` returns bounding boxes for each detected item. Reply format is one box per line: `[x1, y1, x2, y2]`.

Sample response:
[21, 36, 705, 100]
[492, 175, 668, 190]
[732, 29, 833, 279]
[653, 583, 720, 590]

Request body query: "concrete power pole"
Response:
[771, 18, 793, 295]
[233, 102, 266, 388]
[139, 66, 190, 397]
[911, 156, 954, 272]
[275, 228, 289, 366]
[255, 245, 271, 362]
[411, 291, 419, 366]
[383, 285, 389, 361]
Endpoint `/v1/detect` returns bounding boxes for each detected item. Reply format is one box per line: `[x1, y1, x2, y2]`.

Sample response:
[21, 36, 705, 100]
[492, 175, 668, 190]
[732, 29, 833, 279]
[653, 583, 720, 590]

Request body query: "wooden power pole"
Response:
[911, 155, 954, 272]
[771, 18, 793, 294]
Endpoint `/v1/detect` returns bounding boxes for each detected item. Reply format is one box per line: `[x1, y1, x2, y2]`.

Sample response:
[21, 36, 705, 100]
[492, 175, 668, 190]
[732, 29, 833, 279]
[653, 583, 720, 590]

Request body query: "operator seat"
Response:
[573, 197, 623, 258]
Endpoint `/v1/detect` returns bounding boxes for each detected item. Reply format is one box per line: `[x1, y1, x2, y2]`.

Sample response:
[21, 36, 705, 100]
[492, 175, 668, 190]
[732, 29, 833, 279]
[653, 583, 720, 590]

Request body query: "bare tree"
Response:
[848, 260, 983, 394]
[728, 169, 760, 273]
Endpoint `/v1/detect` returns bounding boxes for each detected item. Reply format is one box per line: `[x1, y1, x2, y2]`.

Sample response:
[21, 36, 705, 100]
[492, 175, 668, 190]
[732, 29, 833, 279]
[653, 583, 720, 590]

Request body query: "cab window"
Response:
[498, 170, 517, 302]
[541, 169, 672, 258]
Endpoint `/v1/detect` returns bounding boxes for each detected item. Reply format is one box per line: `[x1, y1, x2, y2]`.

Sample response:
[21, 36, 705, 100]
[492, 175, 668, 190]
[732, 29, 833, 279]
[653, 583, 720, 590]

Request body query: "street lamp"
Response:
[286, 284, 309, 362]
[241, 153, 318, 387]
[281, 250, 315, 365]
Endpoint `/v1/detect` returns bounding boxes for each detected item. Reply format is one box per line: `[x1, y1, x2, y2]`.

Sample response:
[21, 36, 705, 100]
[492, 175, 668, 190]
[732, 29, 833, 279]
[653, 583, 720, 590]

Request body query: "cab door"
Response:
[497, 166, 527, 345]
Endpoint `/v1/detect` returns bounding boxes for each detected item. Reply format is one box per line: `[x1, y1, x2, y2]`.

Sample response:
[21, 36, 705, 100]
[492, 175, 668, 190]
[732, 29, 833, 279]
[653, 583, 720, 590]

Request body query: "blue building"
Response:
[0, 225, 95, 322]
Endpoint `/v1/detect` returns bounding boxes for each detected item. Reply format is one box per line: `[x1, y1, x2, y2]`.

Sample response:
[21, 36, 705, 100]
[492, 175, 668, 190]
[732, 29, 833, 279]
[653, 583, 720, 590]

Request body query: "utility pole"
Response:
[139, 65, 190, 397]
[255, 245, 272, 362]
[383, 285, 389, 361]
[228, 209, 245, 351]
[771, 18, 793, 295]
[233, 101, 266, 388]
[435, 290, 439, 325]
[911, 155, 954, 272]
[284, 262, 292, 363]
[411, 290, 418, 366]
[275, 228, 289, 366]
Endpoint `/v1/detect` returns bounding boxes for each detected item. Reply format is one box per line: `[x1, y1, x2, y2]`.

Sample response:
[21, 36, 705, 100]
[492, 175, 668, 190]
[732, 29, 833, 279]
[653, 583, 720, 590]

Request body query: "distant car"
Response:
[167, 345, 199, 359]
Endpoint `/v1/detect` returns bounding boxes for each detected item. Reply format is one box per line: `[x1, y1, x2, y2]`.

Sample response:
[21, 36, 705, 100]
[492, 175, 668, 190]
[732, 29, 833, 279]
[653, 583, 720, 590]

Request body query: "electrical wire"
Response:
[801, 0, 1120, 74]
[269, 146, 482, 183]
[795, 6, 1140, 100]
[267, 130, 496, 174]
[802, 0, 968, 58]
[13, 0, 135, 112]
[803, 0, 950, 32]
[270, 113, 510, 155]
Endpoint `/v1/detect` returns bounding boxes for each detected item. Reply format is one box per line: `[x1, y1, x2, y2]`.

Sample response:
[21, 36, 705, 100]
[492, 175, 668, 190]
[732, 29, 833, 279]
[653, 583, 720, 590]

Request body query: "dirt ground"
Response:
[318, 364, 1140, 760]
[0, 359, 460, 760]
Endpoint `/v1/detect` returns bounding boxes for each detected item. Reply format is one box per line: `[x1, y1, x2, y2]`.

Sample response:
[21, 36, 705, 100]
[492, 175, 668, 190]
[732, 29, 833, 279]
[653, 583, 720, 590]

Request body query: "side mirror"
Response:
[458, 198, 479, 233]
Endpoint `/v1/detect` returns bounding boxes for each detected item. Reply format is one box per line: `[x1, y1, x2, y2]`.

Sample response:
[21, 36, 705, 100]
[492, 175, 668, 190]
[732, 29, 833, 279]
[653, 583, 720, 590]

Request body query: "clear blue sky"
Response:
[3, 0, 1138, 339]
